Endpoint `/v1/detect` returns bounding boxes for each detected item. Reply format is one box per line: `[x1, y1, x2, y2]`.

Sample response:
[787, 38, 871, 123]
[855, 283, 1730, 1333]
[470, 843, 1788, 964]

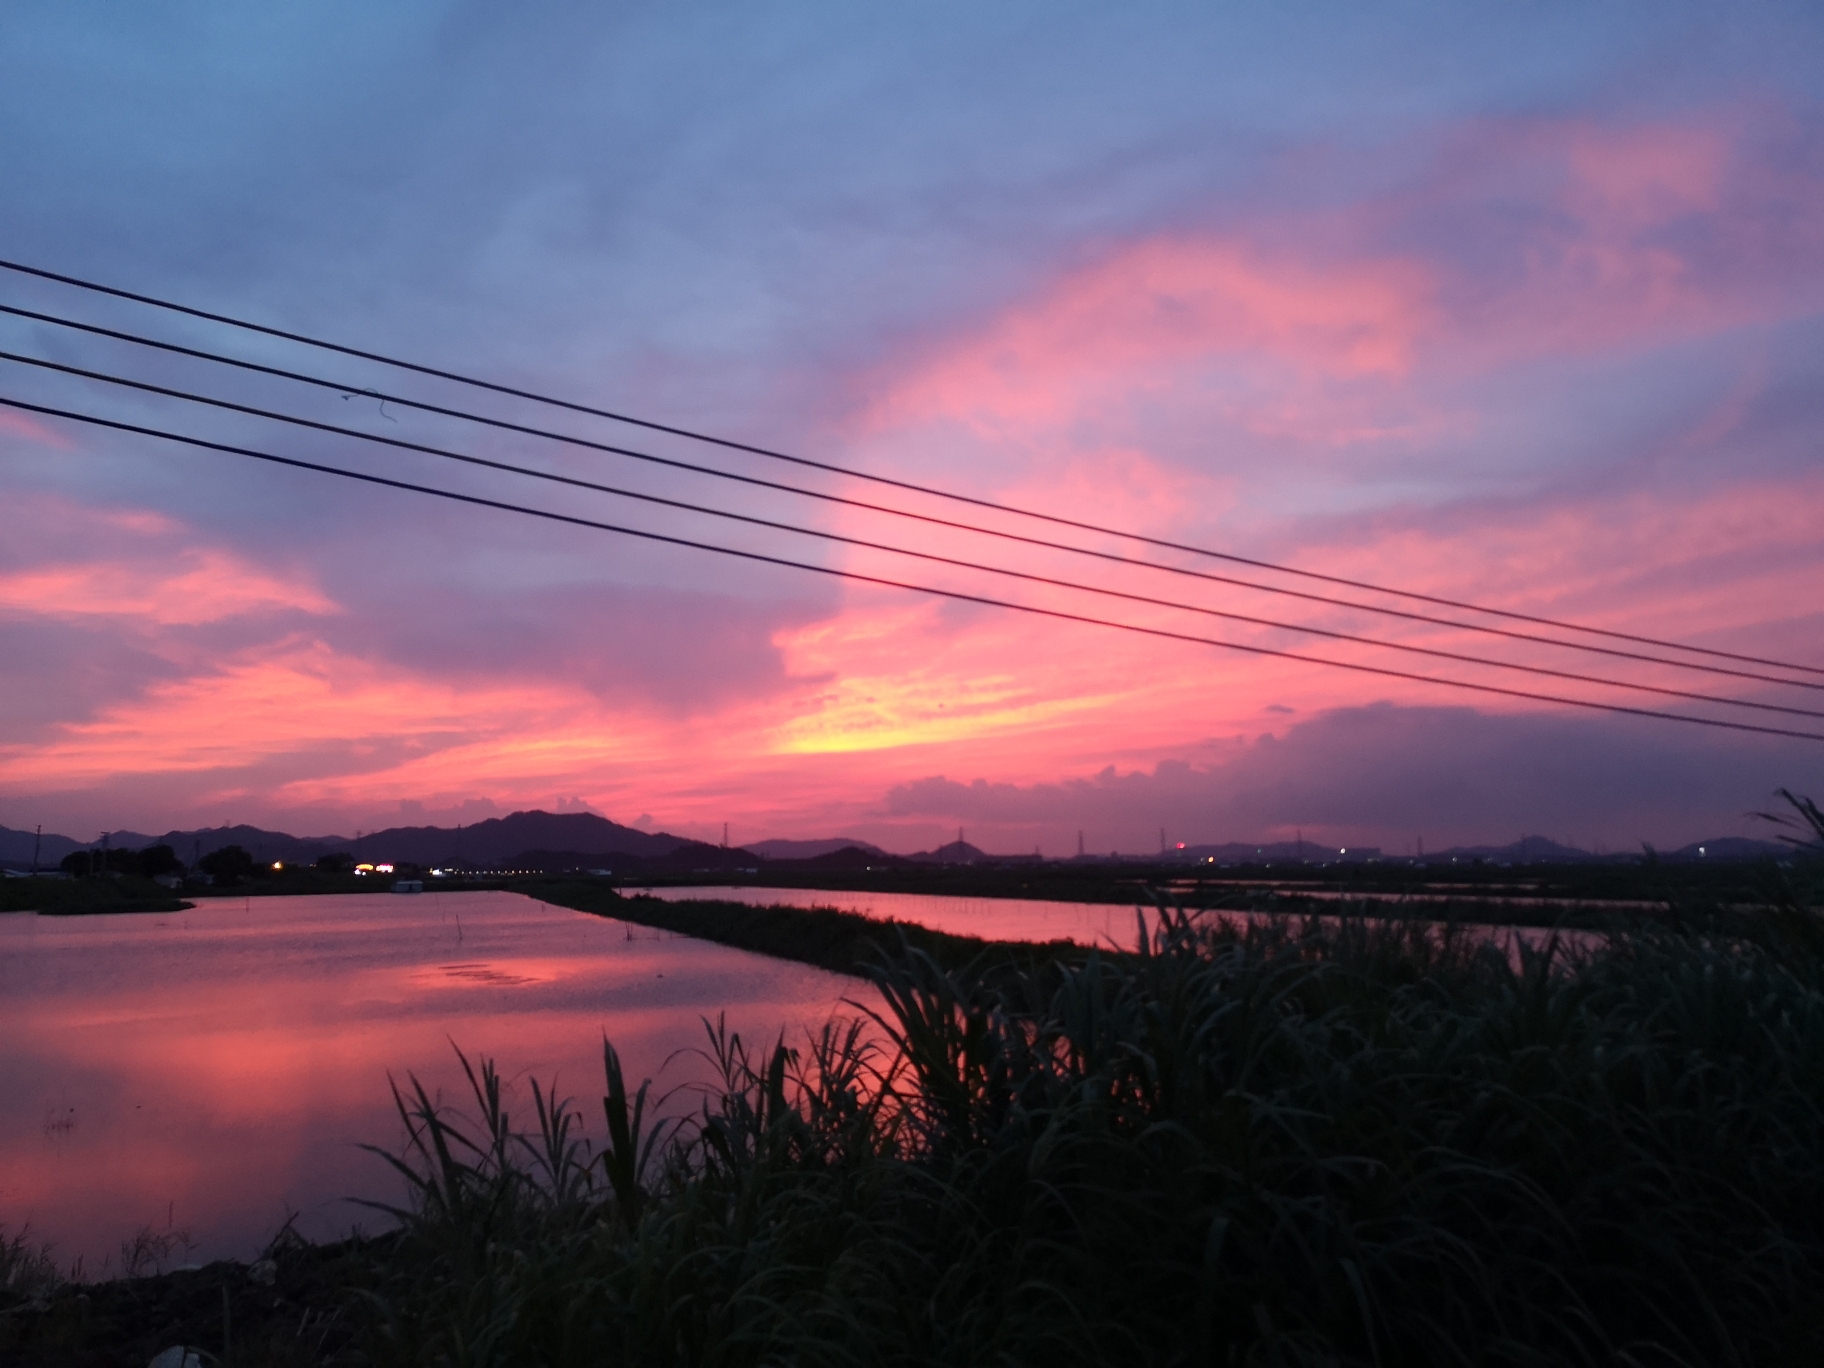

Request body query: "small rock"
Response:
[148, 1349, 203, 1368]
[248, 1257, 278, 1286]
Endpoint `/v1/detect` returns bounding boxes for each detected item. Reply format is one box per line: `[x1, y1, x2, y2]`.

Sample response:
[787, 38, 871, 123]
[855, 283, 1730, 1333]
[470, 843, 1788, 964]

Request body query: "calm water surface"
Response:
[628, 886, 1165, 947]
[629, 885, 1589, 959]
[0, 891, 872, 1272]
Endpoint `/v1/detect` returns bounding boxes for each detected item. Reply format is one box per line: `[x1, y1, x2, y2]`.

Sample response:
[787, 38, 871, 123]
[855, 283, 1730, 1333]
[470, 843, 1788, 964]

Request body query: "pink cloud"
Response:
[0, 405, 76, 449]
[1301, 473, 1824, 645]
[9, 468, 1816, 840]
[7, 115, 1820, 847]
[1562, 123, 1728, 229]
[0, 492, 328, 622]
[861, 237, 1438, 435]
[0, 550, 337, 624]
[848, 114, 1824, 464]
[1431, 116, 1824, 362]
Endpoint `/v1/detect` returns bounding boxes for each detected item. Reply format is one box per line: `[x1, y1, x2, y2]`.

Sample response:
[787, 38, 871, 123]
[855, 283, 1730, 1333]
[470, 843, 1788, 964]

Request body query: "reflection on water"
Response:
[630, 885, 1592, 961]
[629, 885, 1167, 948]
[0, 891, 869, 1271]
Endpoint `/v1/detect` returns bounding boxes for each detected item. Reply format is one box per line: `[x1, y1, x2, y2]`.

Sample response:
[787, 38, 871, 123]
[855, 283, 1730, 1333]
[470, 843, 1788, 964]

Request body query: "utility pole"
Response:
[1159, 827, 1166, 856]
[31, 825, 41, 874]
[1076, 830, 1085, 858]
[722, 822, 728, 849]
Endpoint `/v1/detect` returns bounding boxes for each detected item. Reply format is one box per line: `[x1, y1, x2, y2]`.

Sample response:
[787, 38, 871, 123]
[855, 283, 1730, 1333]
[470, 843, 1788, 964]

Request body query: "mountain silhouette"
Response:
[340, 811, 689, 866]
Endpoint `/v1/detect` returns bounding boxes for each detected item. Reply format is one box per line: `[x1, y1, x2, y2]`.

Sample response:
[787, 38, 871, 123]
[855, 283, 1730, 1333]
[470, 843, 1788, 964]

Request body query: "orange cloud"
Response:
[6, 466, 1816, 844]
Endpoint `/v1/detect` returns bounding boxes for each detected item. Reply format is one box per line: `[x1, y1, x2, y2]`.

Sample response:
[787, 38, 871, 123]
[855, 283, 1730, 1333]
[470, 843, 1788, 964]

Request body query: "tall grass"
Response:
[362, 907, 1824, 1366]
[0, 1226, 60, 1304]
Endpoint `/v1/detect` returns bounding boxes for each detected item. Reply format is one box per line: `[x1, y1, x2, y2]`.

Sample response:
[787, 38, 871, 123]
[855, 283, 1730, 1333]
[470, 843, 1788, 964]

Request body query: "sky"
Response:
[2, 1, 1822, 854]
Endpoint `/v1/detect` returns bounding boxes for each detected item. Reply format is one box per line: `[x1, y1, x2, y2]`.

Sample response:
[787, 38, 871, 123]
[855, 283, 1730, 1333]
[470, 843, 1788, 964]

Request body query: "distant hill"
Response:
[791, 845, 906, 869]
[1, 817, 1803, 873]
[739, 844, 907, 870]
[1664, 837, 1790, 862]
[910, 840, 988, 865]
[1429, 836, 1597, 863]
[0, 825, 86, 868]
[0, 811, 702, 871]
[1179, 841, 1381, 863]
[137, 824, 346, 866]
[504, 841, 760, 875]
[1176, 834, 1798, 866]
[0, 822, 311, 868]
[745, 837, 887, 861]
[341, 811, 690, 866]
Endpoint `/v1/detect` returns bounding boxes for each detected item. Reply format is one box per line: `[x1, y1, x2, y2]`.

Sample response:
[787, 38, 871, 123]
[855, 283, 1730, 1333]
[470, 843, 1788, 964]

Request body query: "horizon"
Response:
[3, 804, 1795, 864]
[3, 5, 1821, 852]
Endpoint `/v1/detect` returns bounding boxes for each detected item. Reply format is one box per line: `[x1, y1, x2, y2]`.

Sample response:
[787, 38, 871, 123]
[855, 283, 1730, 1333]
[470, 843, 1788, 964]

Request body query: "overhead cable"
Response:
[3, 256, 1818, 680]
[6, 348, 1821, 723]
[3, 299, 1818, 695]
[6, 392, 1822, 745]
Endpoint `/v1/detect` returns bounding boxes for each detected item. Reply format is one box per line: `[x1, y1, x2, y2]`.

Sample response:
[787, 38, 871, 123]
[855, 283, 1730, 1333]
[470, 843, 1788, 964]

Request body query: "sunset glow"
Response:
[2, 6, 1820, 853]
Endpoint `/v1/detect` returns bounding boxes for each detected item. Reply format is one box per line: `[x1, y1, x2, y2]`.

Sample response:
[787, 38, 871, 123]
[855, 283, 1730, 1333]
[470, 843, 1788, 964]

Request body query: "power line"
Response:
[4, 298, 1819, 695]
[3, 255, 1818, 681]
[6, 391, 1822, 745]
[7, 348, 1820, 723]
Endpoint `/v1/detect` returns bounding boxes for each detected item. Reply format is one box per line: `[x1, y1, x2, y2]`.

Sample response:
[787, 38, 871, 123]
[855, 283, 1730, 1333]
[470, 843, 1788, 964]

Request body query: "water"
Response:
[627, 884, 1594, 961]
[0, 891, 871, 1273]
[628, 885, 1164, 948]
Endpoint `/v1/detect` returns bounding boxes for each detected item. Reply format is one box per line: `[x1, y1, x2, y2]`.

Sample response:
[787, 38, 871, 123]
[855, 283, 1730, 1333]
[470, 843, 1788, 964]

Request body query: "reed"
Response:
[0, 1226, 60, 1303]
[357, 902, 1824, 1366]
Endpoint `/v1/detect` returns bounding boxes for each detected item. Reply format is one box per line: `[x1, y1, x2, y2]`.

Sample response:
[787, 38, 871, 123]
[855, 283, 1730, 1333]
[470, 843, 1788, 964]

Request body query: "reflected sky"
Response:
[628, 884, 1163, 949]
[0, 890, 872, 1273]
[628, 884, 1595, 968]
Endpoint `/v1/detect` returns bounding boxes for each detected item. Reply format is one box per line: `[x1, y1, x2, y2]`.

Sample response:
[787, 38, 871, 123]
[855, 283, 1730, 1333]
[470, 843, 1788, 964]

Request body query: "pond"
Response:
[0, 891, 872, 1274]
